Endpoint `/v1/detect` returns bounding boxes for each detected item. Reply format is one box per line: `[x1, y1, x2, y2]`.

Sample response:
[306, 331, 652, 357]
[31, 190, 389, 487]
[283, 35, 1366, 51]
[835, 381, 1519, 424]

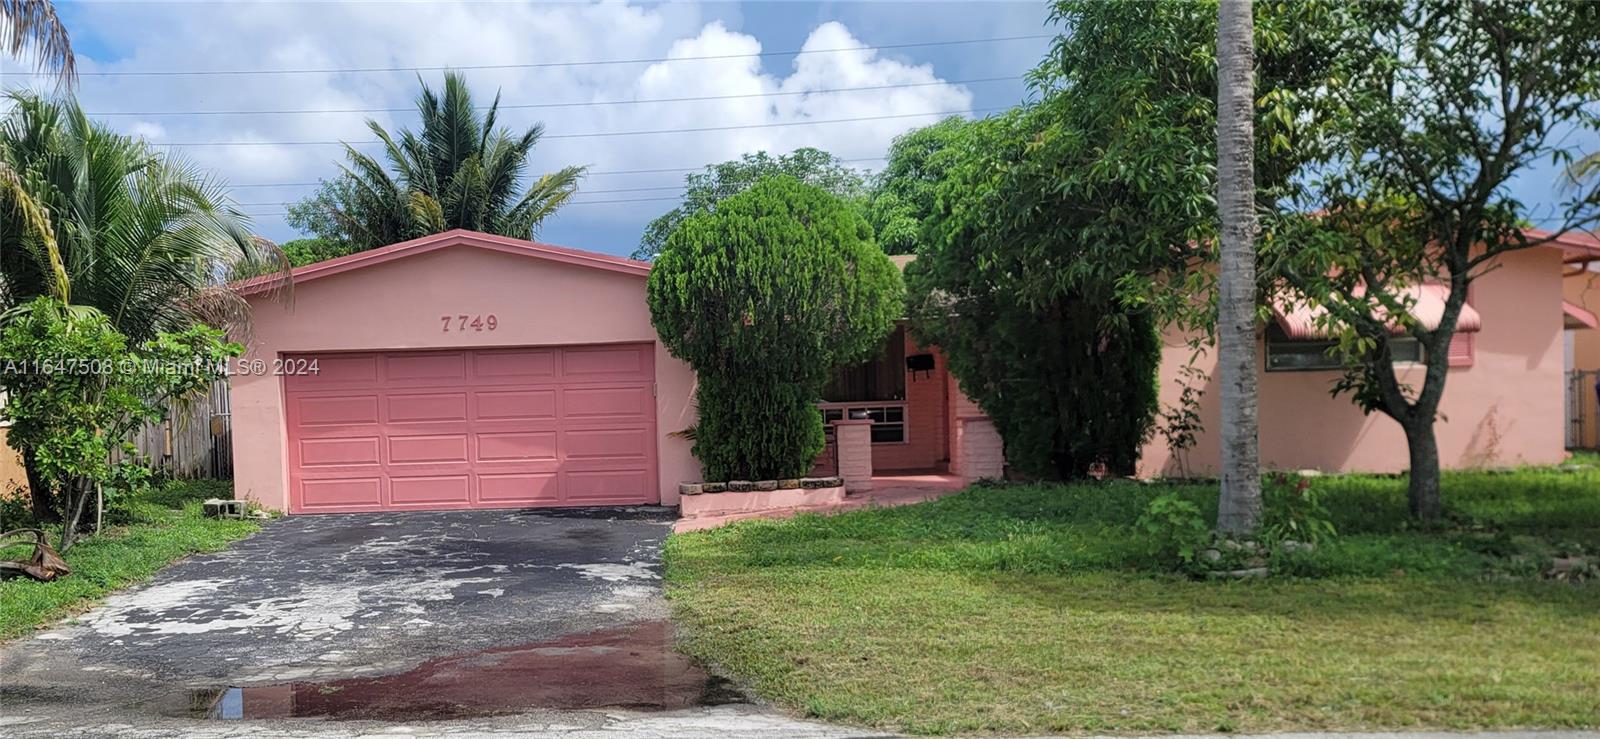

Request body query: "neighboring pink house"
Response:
[1140, 230, 1600, 477]
[228, 228, 1595, 515]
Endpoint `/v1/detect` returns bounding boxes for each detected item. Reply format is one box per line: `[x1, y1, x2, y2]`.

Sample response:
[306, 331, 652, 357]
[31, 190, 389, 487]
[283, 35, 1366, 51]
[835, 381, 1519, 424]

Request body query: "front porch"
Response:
[812, 322, 1003, 480]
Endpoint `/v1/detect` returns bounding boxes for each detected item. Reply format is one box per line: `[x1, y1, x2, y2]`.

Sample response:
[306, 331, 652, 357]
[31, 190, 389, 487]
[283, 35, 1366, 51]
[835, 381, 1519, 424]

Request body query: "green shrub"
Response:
[1135, 491, 1211, 568]
[904, 113, 1163, 479]
[647, 176, 902, 481]
[0, 297, 240, 550]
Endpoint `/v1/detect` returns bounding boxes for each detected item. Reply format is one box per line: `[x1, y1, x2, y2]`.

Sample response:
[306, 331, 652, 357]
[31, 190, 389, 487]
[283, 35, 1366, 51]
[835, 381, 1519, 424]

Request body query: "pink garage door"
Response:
[284, 345, 657, 513]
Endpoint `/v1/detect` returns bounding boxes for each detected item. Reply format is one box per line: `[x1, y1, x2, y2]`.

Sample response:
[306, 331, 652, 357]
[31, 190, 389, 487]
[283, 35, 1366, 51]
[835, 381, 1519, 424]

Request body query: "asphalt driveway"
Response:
[0, 508, 862, 737]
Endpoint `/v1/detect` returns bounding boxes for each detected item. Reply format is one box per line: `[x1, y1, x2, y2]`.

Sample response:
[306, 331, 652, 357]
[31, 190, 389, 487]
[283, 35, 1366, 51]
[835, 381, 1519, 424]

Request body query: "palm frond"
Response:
[1, 0, 75, 88]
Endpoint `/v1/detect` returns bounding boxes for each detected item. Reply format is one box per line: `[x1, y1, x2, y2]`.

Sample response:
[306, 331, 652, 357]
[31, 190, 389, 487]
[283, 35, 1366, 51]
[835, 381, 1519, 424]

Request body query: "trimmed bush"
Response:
[648, 176, 902, 481]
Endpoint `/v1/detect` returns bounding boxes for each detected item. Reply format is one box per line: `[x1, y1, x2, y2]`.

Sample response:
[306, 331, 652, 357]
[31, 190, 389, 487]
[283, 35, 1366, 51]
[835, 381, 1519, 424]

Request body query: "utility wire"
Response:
[237, 194, 686, 215]
[234, 184, 688, 205]
[227, 156, 890, 188]
[92, 76, 1020, 117]
[69, 35, 1050, 78]
[156, 107, 1001, 147]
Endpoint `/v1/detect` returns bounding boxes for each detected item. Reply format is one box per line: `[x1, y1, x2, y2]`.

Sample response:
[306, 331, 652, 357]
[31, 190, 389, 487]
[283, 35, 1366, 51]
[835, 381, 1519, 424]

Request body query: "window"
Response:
[821, 403, 908, 444]
[1264, 324, 1422, 372]
[823, 326, 906, 402]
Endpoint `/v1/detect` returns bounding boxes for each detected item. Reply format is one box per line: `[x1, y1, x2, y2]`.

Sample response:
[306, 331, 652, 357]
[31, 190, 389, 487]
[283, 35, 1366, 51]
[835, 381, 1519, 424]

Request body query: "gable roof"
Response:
[235, 229, 650, 297]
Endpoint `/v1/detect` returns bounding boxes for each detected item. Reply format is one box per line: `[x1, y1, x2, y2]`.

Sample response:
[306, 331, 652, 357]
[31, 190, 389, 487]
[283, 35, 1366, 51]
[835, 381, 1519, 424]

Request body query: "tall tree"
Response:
[1213, 0, 1261, 536]
[1, 91, 283, 520]
[289, 72, 584, 250]
[647, 175, 900, 480]
[865, 117, 974, 255]
[1263, 0, 1600, 521]
[1, 0, 75, 86]
[630, 148, 864, 261]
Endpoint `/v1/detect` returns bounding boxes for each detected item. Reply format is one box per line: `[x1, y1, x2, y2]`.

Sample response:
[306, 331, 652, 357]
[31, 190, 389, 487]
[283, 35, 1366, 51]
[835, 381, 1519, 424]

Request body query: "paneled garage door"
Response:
[284, 345, 657, 513]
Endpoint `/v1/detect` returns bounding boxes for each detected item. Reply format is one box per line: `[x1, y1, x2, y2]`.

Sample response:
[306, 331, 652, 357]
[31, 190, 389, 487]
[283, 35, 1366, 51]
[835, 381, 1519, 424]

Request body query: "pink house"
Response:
[228, 228, 1594, 516]
[230, 230, 997, 514]
[1139, 231, 1600, 477]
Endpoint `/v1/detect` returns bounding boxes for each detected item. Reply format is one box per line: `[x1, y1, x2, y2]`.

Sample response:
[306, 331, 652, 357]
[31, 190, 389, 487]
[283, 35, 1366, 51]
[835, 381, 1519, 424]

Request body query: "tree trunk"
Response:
[1214, 0, 1262, 537]
[59, 482, 90, 552]
[1403, 419, 1443, 522]
[22, 448, 61, 524]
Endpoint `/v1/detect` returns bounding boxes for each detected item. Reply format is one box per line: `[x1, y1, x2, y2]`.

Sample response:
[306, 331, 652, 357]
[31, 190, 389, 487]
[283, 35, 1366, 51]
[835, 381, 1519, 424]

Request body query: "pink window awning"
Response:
[1566, 300, 1599, 330]
[1271, 283, 1482, 341]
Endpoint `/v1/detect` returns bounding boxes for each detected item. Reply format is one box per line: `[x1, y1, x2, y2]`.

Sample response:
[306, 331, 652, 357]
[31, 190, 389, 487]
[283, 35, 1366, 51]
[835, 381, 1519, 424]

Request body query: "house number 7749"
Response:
[441, 314, 499, 332]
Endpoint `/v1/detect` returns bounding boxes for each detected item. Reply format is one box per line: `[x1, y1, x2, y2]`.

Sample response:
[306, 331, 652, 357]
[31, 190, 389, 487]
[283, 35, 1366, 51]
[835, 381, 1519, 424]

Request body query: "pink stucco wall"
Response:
[1139, 247, 1567, 476]
[232, 237, 699, 511]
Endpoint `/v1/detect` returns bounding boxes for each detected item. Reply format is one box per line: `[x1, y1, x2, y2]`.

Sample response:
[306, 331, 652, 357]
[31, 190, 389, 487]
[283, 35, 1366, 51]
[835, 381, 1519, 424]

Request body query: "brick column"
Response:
[956, 417, 1004, 483]
[831, 418, 874, 493]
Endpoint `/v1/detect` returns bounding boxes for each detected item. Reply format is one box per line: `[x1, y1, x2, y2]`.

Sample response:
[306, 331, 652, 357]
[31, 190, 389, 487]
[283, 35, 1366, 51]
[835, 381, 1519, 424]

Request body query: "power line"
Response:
[237, 194, 686, 215]
[157, 107, 1000, 147]
[228, 156, 890, 189]
[70, 35, 1050, 78]
[234, 184, 687, 205]
[92, 76, 1021, 117]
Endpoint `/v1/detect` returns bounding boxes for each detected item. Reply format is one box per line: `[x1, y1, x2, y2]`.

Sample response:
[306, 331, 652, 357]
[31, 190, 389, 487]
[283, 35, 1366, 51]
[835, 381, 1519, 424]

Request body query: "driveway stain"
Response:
[163, 621, 744, 722]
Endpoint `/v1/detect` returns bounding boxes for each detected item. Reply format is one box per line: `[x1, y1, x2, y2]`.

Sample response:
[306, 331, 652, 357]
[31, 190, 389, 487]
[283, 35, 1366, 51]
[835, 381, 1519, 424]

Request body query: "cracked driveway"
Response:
[0, 508, 867, 738]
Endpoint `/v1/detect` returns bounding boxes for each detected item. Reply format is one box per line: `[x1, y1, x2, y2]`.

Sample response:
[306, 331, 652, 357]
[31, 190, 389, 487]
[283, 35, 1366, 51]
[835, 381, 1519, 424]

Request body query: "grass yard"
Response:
[665, 457, 1600, 735]
[0, 479, 260, 642]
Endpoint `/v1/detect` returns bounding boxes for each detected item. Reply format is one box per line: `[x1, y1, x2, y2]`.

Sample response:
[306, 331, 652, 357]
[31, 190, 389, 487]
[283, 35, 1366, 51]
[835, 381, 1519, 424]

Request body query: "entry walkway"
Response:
[673, 472, 967, 532]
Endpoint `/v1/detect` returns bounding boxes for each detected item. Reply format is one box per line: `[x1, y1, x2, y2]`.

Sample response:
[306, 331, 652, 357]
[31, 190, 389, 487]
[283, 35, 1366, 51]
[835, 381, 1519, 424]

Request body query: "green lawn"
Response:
[0, 479, 260, 642]
[665, 458, 1600, 735]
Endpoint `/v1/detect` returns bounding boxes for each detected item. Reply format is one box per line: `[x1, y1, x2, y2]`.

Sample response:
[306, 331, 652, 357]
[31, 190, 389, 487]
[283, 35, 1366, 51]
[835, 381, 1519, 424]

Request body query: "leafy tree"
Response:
[865, 117, 974, 255]
[647, 176, 901, 481]
[631, 148, 865, 261]
[1031, 0, 1598, 520]
[290, 71, 584, 250]
[1214, 0, 1262, 536]
[1261, 0, 1600, 521]
[1, 91, 279, 521]
[0, 297, 241, 550]
[280, 238, 355, 267]
[905, 112, 1163, 479]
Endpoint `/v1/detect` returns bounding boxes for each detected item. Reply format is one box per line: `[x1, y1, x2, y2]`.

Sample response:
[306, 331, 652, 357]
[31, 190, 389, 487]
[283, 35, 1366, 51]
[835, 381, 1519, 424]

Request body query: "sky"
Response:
[4, 1, 1592, 259]
[7, 0, 1054, 257]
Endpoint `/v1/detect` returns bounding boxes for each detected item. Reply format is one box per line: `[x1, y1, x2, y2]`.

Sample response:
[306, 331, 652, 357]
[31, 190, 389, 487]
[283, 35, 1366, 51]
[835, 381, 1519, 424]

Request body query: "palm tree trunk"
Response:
[1214, 0, 1261, 537]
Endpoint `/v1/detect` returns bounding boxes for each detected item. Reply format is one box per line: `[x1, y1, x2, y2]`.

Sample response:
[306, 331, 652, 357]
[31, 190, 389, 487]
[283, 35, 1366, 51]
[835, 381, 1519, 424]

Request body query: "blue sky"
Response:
[23, 1, 1052, 256]
[10, 1, 1593, 257]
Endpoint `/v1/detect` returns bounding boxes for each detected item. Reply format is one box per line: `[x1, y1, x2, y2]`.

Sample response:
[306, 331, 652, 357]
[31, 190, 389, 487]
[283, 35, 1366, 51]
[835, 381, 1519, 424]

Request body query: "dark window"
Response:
[1264, 323, 1422, 372]
[823, 325, 907, 402]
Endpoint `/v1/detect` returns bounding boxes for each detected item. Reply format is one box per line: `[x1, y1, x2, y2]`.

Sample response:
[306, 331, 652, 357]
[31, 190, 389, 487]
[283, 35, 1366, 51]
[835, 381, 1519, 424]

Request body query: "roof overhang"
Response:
[1522, 227, 1600, 266]
[234, 229, 650, 297]
[1566, 300, 1599, 330]
[1270, 283, 1482, 341]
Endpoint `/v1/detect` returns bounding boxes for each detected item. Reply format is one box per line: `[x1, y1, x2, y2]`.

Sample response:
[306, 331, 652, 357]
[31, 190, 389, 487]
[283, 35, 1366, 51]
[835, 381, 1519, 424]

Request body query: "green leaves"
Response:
[0, 297, 240, 547]
[631, 148, 867, 262]
[288, 71, 585, 250]
[647, 176, 901, 481]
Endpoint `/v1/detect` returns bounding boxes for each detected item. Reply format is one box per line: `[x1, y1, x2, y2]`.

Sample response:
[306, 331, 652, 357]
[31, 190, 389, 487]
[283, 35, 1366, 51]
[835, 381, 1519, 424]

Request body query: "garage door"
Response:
[284, 345, 657, 513]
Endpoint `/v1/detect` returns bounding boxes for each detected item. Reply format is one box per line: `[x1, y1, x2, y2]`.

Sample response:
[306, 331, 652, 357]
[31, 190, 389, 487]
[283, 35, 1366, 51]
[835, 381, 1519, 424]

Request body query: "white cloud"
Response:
[38, 2, 984, 252]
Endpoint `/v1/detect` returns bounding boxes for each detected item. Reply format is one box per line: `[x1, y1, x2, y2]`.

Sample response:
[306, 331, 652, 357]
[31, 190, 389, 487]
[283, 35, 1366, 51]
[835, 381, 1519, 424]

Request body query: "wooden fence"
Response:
[122, 379, 233, 479]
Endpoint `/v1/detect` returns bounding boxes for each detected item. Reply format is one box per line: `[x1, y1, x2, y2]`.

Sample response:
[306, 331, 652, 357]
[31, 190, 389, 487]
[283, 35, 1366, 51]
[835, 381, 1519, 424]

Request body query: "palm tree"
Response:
[1, 91, 284, 340]
[1214, 0, 1261, 537]
[1, 91, 285, 521]
[2, 0, 75, 87]
[296, 72, 584, 250]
